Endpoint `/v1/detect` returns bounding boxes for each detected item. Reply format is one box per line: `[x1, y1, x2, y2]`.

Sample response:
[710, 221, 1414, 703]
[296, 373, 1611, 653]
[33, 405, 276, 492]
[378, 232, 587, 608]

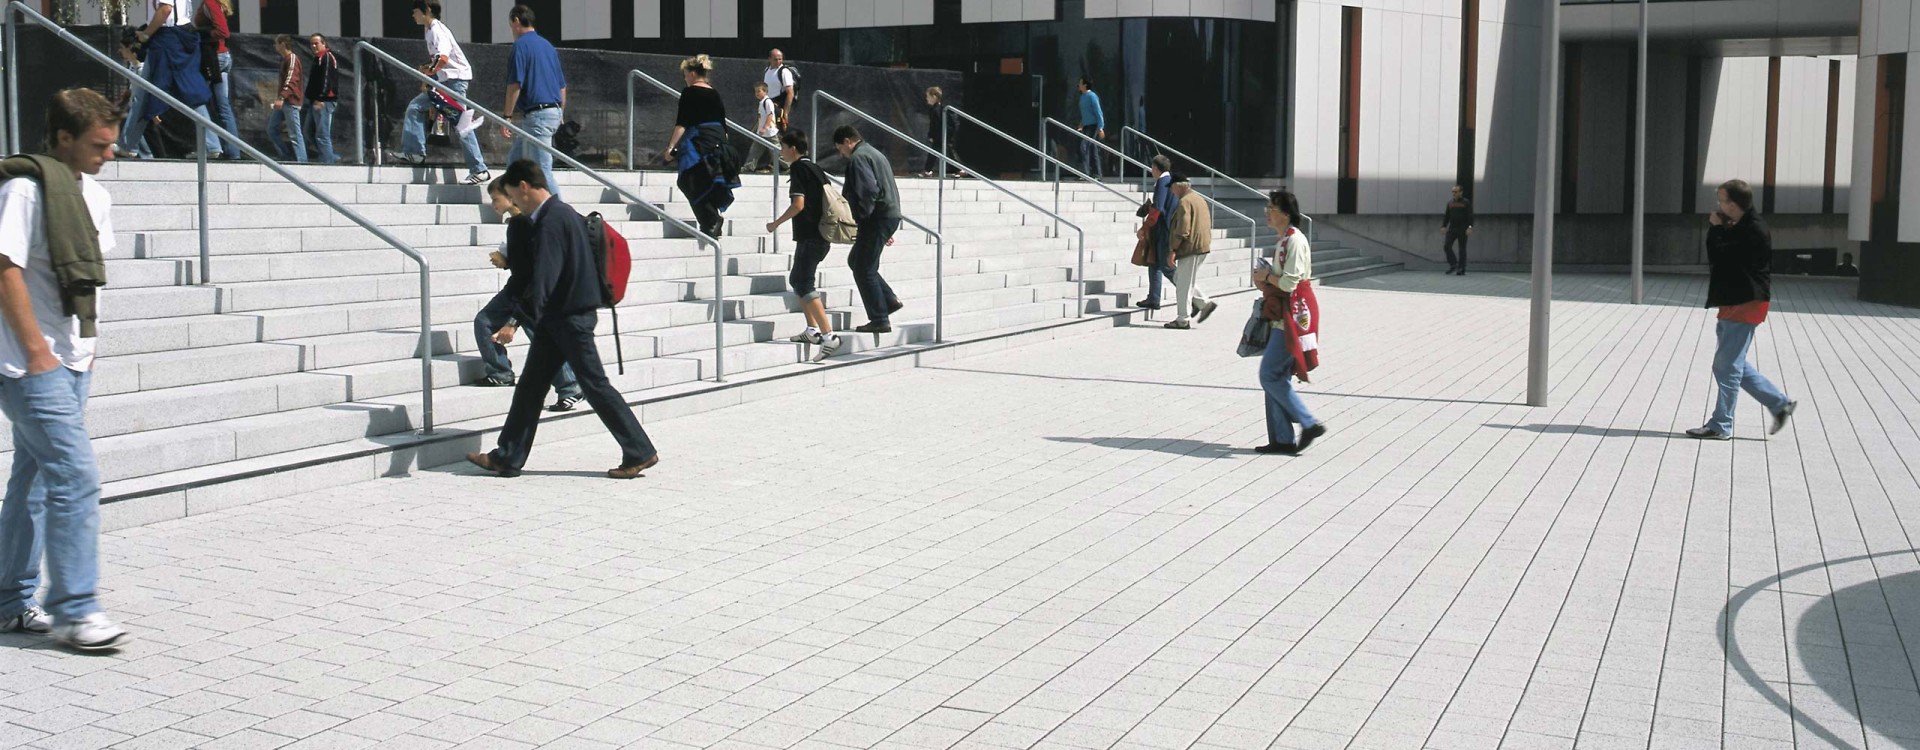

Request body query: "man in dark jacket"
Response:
[304, 33, 341, 164]
[835, 126, 903, 333]
[467, 160, 659, 479]
[1441, 185, 1471, 275]
[1686, 179, 1796, 441]
[1135, 155, 1179, 310]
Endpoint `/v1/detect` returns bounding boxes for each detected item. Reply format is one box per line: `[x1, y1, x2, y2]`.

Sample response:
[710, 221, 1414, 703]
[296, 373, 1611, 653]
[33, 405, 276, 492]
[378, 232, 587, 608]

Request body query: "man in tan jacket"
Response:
[1165, 174, 1217, 329]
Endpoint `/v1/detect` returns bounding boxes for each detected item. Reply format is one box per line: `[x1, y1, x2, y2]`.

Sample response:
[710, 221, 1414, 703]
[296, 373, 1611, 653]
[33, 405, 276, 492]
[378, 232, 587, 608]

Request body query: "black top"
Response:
[676, 85, 727, 128]
[788, 159, 827, 243]
[514, 198, 604, 327]
[1704, 214, 1772, 308]
[1442, 197, 1472, 232]
[305, 50, 340, 103]
[926, 102, 948, 140]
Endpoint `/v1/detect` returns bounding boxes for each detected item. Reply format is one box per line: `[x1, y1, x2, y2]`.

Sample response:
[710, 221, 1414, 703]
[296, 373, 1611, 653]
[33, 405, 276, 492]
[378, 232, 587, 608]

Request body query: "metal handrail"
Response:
[947, 105, 1138, 240]
[1045, 117, 1265, 276]
[3, 3, 439, 433]
[1121, 125, 1314, 240]
[812, 91, 1089, 318]
[625, 69, 949, 342]
[353, 42, 734, 382]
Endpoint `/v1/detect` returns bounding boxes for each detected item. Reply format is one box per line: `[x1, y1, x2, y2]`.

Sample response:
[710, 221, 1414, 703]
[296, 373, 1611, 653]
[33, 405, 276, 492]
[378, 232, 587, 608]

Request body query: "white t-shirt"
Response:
[0, 175, 115, 377]
[763, 66, 795, 101]
[148, 0, 195, 27]
[756, 98, 778, 136]
[425, 19, 473, 82]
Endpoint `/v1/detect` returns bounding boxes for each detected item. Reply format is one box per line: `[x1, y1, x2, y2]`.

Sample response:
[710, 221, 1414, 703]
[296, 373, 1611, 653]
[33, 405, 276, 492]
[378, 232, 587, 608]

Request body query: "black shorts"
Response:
[789, 238, 830, 300]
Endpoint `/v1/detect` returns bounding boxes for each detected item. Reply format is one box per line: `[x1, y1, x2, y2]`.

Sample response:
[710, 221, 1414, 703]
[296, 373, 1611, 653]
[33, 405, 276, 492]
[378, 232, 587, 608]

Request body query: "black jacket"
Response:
[513, 198, 603, 328]
[1704, 213, 1771, 308]
[306, 49, 340, 103]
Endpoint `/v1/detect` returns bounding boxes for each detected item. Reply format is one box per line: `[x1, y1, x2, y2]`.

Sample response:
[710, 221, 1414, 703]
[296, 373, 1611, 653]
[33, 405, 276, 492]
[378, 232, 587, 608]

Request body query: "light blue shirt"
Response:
[1078, 90, 1105, 131]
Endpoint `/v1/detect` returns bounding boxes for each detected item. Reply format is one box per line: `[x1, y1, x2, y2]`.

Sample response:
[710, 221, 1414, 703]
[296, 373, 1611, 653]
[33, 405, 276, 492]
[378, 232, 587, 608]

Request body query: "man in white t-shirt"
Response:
[0, 89, 132, 651]
[396, 0, 490, 185]
[763, 49, 797, 130]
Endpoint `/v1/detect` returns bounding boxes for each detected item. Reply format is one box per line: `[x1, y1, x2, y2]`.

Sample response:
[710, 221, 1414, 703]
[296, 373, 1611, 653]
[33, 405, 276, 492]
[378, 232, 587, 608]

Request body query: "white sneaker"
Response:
[2, 607, 51, 634]
[812, 334, 843, 363]
[53, 613, 131, 651]
[788, 329, 822, 345]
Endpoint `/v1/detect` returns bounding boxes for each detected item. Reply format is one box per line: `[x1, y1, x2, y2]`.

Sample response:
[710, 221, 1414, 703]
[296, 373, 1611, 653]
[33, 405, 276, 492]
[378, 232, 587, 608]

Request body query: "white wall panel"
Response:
[441, 0, 472, 42]
[1357, 8, 1382, 212]
[961, 0, 989, 23]
[713, 0, 740, 37]
[686, 0, 712, 36]
[1850, 55, 1876, 240]
[908, 1, 936, 25]
[1901, 60, 1920, 242]
[561, 0, 612, 40]
[1154, 0, 1192, 17]
[1883, 0, 1912, 55]
[1862, 0, 1881, 56]
[491, 0, 515, 44]
[360, 3, 383, 39]
[1698, 58, 1768, 210]
[1776, 58, 1828, 214]
[1833, 57, 1857, 214]
[876, 0, 905, 27]
[635, 0, 661, 38]
[298, 1, 341, 38]
[765, 0, 793, 37]
[1087, 0, 1120, 18]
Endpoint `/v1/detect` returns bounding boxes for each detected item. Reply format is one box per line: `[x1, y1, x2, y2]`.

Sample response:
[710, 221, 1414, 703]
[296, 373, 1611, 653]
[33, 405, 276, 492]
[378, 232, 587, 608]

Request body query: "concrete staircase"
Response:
[2, 161, 1283, 502]
[1210, 193, 1405, 281]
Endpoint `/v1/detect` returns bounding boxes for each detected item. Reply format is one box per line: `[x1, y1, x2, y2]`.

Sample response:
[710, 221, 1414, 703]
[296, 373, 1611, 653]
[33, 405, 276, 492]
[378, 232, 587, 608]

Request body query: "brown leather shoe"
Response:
[465, 452, 518, 477]
[608, 454, 660, 479]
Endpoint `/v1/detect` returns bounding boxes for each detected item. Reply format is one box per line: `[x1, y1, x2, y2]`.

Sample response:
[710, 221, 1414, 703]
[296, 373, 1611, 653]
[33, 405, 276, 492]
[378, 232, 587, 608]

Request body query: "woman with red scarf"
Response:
[1251, 190, 1327, 455]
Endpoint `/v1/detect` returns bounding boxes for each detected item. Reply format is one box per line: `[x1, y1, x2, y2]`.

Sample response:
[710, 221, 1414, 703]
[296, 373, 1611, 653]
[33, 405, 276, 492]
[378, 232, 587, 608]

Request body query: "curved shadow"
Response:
[1722, 550, 1920, 750]
[1046, 436, 1248, 459]
[1800, 571, 1920, 745]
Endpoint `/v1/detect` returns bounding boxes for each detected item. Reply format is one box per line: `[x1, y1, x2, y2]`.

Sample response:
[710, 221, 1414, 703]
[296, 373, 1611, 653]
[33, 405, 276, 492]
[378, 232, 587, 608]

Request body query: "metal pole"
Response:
[938, 112, 947, 237]
[5, 9, 17, 155]
[1631, 0, 1647, 305]
[711, 239, 726, 382]
[1075, 231, 1085, 317]
[771, 147, 781, 255]
[416, 267, 434, 434]
[197, 124, 209, 284]
[353, 47, 364, 171]
[809, 98, 818, 162]
[1528, 0, 1560, 407]
[1035, 75, 1045, 177]
[626, 76, 635, 171]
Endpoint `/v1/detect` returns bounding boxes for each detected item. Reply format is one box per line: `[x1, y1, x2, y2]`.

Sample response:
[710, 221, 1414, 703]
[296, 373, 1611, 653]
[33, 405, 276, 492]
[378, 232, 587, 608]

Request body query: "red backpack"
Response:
[585, 212, 633, 372]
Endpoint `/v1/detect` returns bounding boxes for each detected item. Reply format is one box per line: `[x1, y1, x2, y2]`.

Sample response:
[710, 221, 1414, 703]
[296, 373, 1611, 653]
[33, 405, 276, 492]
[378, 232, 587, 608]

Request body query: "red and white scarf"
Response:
[1278, 227, 1321, 382]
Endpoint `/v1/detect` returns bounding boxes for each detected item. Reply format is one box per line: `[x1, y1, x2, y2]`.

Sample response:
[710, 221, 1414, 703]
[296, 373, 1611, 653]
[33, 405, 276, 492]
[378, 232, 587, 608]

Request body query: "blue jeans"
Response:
[401, 79, 487, 174]
[474, 292, 580, 399]
[306, 101, 338, 164]
[119, 61, 212, 158]
[508, 107, 562, 199]
[1142, 238, 1177, 305]
[1080, 125, 1102, 179]
[0, 368, 102, 626]
[209, 51, 240, 158]
[1708, 319, 1790, 434]
[1258, 329, 1318, 445]
[268, 102, 307, 162]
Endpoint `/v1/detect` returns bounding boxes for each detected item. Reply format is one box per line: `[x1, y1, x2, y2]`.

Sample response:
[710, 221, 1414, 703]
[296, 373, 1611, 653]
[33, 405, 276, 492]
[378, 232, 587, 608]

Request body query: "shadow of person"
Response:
[1484, 423, 1765, 442]
[1798, 570, 1920, 746]
[1046, 436, 1247, 459]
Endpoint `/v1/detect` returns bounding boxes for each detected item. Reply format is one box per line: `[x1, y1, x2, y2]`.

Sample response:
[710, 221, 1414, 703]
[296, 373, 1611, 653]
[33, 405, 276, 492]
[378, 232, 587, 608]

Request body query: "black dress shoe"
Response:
[888, 299, 905, 314]
[1135, 300, 1161, 310]
[1254, 443, 1297, 455]
[465, 452, 520, 478]
[1296, 424, 1327, 453]
[854, 321, 892, 334]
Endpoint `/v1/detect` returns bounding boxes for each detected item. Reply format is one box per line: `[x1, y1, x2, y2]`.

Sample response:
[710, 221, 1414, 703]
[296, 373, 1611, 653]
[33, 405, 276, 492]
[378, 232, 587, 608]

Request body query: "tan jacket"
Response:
[1169, 190, 1212, 258]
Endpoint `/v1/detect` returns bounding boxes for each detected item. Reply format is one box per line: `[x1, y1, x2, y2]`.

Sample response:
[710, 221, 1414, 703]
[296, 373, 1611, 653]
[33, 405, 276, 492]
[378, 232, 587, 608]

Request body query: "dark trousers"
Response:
[850, 216, 902, 323]
[1080, 126, 1102, 178]
[691, 201, 724, 236]
[1444, 231, 1468, 270]
[922, 137, 959, 174]
[489, 310, 656, 472]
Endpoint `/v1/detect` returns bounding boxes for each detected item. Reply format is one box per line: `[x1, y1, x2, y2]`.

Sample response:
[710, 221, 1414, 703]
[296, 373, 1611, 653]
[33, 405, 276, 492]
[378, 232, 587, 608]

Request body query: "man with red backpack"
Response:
[467, 160, 657, 480]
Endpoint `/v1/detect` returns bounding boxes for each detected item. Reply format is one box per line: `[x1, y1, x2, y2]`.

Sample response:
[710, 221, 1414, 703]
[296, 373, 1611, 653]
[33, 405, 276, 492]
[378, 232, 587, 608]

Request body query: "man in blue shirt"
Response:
[1076, 77, 1106, 179]
[500, 4, 567, 199]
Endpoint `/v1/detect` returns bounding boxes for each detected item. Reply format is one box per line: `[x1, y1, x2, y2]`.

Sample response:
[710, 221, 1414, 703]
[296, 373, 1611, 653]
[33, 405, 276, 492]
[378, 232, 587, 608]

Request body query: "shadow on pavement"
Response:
[1046, 436, 1249, 459]
[1485, 422, 1766, 442]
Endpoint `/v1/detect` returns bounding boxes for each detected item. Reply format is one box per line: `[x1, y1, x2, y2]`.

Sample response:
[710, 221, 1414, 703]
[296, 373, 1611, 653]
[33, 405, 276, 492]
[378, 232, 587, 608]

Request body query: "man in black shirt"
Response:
[765, 128, 843, 362]
[467, 160, 660, 480]
[304, 33, 341, 164]
[1441, 185, 1472, 276]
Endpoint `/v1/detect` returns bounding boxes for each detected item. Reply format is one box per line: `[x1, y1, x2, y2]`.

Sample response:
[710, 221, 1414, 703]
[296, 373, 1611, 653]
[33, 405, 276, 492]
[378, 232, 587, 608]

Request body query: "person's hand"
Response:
[492, 324, 516, 345]
[500, 125, 515, 140]
[488, 251, 507, 269]
[886, 237, 896, 247]
[765, 221, 779, 234]
[1709, 211, 1723, 227]
[1466, 227, 1473, 237]
[1097, 129, 1106, 140]
[25, 351, 60, 377]
[271, 100, 282, 110]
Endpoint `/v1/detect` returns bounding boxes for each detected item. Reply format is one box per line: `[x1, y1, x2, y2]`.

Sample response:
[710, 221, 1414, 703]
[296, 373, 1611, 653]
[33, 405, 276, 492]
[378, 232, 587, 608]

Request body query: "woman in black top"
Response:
[663, 54, 740, 237]
[919, 87, 964, 178]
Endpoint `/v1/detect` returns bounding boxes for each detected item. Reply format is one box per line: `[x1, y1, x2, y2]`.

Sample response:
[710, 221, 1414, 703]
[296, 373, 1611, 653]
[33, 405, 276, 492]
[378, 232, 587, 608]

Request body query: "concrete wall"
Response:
[1323, 213, 1852, 269]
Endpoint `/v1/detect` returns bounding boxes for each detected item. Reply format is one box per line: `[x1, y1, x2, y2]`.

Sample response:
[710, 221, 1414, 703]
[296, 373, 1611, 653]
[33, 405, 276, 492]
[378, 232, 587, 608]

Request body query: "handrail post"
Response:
[197, 124, 210, 284]
[711, 238, 725, 382]
[625, 74, 636, 171]
[809, 98, 818, 162]
[770, 139, 781, 255]
[4, 6, 17, 154]
[417, 266, 434, 434]
[938, 112, 947, 237]
[1075, 230, 1085, 317]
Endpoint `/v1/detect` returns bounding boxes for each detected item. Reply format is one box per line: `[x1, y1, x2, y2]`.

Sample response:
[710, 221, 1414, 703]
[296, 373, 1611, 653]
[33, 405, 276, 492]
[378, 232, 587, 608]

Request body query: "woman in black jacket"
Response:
[1686, 179, 1796, 440]
[919, 87, 963, 178]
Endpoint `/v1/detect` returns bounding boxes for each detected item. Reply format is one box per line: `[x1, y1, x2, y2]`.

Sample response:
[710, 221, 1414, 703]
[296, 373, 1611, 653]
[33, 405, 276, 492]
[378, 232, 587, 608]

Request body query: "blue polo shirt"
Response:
[508, 30, 566, 111]
[1078, 90, 1105, 131]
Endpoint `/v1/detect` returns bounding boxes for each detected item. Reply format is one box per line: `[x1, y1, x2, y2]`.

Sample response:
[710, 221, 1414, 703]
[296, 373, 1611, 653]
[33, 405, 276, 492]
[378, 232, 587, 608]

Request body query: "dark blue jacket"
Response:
[513, 198, 603, 328]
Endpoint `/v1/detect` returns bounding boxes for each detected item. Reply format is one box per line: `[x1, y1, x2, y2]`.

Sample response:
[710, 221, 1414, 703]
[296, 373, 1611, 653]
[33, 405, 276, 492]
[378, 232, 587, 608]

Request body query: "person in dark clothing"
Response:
[304, 33, 341, 164]
[765, 129, 843, 362]
[835, 125, 903, 333]
[1135, 155, 1180, 309]
[473, 176, 583, 409]
[1441, 185, 1472, 275]
[1835, 252, 1859, 277]
[663, 54, 739, 238]
[1686, 179, 1796, 441]
[919, 87, 964, 178]
[466, 160, 660, 479]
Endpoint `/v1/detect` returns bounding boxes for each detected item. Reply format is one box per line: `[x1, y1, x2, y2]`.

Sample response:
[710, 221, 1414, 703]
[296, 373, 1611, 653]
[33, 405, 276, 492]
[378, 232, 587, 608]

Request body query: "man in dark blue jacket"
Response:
[1136, 155, 1179, 309]
[467, 160, 659, 479]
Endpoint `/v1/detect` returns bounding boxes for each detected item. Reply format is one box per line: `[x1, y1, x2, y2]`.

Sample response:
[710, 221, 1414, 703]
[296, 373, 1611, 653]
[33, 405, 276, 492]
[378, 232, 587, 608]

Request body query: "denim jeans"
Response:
[402, 79, 487, 174]
[306, 101, 338, 164]
[1142, 235, 1177, 306]
[474, 292, 580, 400]
[1079, 125, 1102, 179]
[209, 51, 241, 158]
[508, 107, 561, 199]
[119, 60, 212, 159]
[1707, 319, 1790, 434]
[268, 102, 307, 163]
[0, 368, 102, 626]
[849, 216, 902, 324]
[1258, 330, 1318, 445]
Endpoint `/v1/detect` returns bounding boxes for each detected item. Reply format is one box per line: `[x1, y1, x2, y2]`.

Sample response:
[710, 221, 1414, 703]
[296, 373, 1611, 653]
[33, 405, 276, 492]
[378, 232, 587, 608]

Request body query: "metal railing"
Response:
[625, 69, 950, 343]
[812, 91, 1089, 318]
[625, 69, 783, 255]
[353, 42, 734, 382]
[3, 3, 440, 433]
[1045, 118, 1265, 276]
[1121, 126, 1314, 241]
[946, 105, 1138, 240]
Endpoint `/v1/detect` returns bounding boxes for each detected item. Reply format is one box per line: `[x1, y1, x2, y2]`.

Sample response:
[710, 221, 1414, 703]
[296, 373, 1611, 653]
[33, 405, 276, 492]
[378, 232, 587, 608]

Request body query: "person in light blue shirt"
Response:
[501, 4, 567, 199]
[1076, 78, 1106, 179]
